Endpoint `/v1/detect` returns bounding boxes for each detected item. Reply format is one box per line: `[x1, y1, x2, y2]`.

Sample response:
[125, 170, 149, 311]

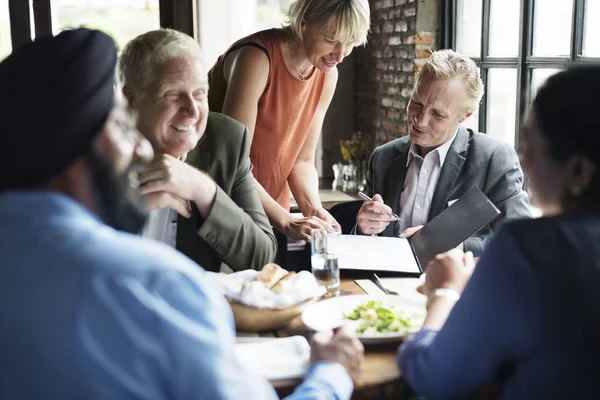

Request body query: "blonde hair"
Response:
[119, 29, 205, 97]
[415, 49, 484, 114]
[284, 0, 370, 46]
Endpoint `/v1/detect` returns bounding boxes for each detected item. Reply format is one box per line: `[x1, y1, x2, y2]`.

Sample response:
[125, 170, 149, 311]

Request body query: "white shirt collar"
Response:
[406, 127, 459, 167]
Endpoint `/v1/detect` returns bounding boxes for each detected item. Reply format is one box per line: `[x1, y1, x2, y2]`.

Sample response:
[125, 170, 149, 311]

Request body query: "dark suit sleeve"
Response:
[464, 143, 531, 255]
[365, 147, 378, 199]
[351, 147, 379, 235]
[197, 128, 277, 271]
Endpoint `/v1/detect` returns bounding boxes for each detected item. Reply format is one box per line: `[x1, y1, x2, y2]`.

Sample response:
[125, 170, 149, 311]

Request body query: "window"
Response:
[198, 0, 292, 67]
[51, 0, 160, 51]
[6, 1, 194, 59]
[446, 0, 600, 147]
[0, 0, 12, 60]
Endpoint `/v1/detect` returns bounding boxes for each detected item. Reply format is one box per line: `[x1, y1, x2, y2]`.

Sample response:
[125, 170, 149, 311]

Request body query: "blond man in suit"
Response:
[357, 50, 531, 256]
[119, 29, 276, 273]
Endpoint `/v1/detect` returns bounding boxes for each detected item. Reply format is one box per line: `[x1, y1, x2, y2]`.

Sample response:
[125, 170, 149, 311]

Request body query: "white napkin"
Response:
[234, 336, 311, 381]
[206, 270, 325, 308]
[355, 278, 427, 305]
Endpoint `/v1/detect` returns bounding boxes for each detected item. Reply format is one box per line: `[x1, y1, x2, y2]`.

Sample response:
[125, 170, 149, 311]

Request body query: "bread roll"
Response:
[250, 263, 288, 289]
[270, 271, 296, 295]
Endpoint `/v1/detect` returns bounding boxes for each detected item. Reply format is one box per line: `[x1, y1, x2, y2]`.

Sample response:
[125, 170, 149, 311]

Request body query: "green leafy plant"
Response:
[339, 132, 373, 162]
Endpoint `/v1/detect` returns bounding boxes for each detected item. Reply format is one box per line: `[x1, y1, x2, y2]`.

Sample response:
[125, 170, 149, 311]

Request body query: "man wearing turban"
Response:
[0, 28, 362, 400]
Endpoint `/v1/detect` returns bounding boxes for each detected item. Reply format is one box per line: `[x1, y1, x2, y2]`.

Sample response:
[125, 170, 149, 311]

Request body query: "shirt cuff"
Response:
[303, 361, 354, 400]
[397, 328, 439, 364]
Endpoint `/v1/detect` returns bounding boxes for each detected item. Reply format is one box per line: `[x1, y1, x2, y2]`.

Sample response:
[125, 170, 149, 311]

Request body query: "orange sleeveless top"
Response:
[208, 29, 327, 211]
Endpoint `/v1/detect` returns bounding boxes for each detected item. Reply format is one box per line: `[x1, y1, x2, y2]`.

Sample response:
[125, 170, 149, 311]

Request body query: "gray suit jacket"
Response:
[176, 112, 277, 273]
[364, 126, 531, 256]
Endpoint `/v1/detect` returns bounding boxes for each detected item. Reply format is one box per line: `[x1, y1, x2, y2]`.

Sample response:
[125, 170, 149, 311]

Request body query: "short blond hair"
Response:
[285, 0, 370, 46]
[414, 49, 484, 114]
[119, 29, 205, 97]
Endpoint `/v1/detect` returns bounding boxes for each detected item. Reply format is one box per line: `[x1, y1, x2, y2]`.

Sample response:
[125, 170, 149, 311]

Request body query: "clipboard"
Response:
[330, 186, 500, 274]
[408, 186, 501, 269]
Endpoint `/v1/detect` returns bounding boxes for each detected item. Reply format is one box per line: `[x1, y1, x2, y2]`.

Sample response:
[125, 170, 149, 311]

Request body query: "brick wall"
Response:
[354, 0, 438, 146]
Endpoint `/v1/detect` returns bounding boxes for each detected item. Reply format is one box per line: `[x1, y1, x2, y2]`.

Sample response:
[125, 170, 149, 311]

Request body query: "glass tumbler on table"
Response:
[310, 230, 340, 297]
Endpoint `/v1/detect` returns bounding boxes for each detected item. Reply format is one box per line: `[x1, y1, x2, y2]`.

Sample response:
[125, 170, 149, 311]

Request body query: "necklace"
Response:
[296, 64, 312, 80]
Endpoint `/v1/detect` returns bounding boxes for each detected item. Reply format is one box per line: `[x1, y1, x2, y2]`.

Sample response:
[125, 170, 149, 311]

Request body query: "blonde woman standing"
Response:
[208, 0, 370, 242]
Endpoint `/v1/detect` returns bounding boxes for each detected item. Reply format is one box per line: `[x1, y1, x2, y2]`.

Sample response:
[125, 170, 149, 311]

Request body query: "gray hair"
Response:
[118, 29, 205, 98]
[284, 0, 370, 46]
[414, 49, 484, 114]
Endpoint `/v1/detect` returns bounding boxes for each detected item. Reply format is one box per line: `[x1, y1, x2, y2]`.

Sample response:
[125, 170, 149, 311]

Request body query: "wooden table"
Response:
[267, 279, 414, 400]
[318, 189, 361, 210]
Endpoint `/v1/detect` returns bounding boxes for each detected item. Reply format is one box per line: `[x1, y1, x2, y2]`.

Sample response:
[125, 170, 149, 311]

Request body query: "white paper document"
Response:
[327, 235, 421, 273]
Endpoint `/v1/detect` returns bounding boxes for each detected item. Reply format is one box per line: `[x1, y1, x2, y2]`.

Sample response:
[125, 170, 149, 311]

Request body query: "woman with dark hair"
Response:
[398, 65, 600, 399]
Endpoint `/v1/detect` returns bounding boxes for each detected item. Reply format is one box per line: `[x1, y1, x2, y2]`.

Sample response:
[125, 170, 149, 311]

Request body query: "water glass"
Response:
[310, 230, 340, 297]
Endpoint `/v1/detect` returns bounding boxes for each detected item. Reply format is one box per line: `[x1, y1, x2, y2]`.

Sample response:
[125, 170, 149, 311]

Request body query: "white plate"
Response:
[301, 294, 425, 344]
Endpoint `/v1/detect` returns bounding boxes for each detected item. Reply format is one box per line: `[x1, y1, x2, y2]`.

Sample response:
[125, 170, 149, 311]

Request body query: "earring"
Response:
[570, 185, 583, 196]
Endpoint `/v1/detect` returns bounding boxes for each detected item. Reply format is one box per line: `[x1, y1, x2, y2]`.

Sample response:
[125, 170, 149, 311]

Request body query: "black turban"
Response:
[0, 28, 117, 190]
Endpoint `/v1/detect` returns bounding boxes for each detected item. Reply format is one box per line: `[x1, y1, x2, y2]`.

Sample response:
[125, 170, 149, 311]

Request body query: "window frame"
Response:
[443, 0, 600, 148]
[8, 0, 196, 51]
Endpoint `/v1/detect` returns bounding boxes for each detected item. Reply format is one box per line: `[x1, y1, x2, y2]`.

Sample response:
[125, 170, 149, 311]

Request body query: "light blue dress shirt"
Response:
[0, 191, 353, 400]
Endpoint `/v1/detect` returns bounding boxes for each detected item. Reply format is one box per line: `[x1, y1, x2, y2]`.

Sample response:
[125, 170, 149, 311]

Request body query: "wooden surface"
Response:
[319, 189, 360, 209]
[291, 190, 360, 213]
[269, 279, 404, 395]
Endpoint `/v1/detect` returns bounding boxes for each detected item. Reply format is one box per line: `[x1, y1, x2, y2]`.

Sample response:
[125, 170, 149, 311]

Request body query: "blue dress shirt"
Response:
[0, 191, 353, 399]
[398, 214, 600, 399]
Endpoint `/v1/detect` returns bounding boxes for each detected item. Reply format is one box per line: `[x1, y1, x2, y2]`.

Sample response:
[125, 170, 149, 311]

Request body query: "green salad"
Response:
[343, 300, 420, 335]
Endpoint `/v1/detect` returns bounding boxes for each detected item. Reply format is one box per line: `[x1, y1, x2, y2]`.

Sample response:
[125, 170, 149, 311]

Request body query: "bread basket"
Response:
[229, 296, 318, 332]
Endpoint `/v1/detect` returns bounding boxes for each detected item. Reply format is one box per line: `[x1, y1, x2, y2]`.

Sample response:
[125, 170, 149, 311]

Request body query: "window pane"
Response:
[489, 0, 520, 57]
[0, 0, 11, 60]
[52, 0, 160, 51]
[532, 0, 573, 56]
[456, 0, 482, 57]
[486, 69, 518, 145]
[584, 0, 600, 56]
[531, 68, 562, 101]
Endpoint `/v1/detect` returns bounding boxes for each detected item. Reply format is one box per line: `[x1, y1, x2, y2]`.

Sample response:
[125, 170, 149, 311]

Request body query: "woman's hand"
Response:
[282, 215, 335, 242]
[425, 249, 476, 296]
[315, 208, 342, 232]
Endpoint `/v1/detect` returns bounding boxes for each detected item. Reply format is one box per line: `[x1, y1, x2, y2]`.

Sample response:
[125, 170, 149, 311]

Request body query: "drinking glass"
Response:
[310, 230, 340, 297]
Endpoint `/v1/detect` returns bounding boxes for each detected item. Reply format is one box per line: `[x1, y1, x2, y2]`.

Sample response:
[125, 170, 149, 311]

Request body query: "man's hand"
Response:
[356, 194, 396, 235]
[142, 191, 192, 218]
[283, 215, 335, 242]
[310, 326, 364, 382]
[315, 208, 342, 233]
[425, 248, 476, 296]
[138, 154, 217, 217]
[399, 225, 423, 238]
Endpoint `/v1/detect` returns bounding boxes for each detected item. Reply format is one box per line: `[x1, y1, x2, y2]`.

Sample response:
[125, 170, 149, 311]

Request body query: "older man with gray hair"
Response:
[119, 29, 277, 273]
[356, 49, 531, 256]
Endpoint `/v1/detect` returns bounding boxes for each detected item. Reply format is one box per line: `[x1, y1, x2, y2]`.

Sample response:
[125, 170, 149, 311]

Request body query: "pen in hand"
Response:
[357, 191, 401, 221]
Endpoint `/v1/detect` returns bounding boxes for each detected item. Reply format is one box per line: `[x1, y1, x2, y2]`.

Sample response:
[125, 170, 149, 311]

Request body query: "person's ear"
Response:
[122, 85, 136, 108]
[458, 111, 473, 124]
[301, 21, 307, 37]
[566, 155, 596, 197]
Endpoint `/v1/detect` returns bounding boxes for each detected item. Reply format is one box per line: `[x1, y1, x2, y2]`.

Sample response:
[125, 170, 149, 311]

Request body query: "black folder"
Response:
[408, 186, 501, 270]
